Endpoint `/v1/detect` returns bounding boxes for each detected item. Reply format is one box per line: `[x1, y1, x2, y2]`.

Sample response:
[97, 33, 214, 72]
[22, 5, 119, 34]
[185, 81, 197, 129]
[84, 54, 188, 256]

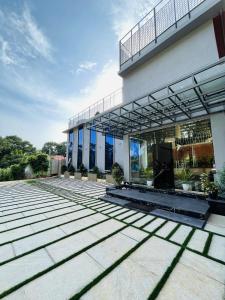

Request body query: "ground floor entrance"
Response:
[129, 119, 214, 190]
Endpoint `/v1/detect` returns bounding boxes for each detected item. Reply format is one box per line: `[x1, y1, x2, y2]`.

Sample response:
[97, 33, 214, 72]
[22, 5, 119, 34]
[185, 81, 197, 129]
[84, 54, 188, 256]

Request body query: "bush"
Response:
[61, 165, 67, 173]
[79, 164, 87, 176]
[10, 164, 25, 180]
[27, 153, 48, 176]
[218, 164, 225, 192]
[176, 168, 193, 183]
[68, 164, 75, 175]
[0, 168, 11, 181]
[90, 166, 100, 178]
[112, 163, 124, 186]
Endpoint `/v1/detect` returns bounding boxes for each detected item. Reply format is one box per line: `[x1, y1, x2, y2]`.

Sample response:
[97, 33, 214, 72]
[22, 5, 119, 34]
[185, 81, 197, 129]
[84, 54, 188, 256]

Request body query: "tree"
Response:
[0, 136, 36, 168]
[27, 153, 49, 176]
[42, 141, 66, 156]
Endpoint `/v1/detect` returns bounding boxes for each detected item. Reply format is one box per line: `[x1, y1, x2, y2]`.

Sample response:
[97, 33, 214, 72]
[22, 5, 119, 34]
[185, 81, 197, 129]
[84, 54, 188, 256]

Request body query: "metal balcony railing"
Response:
[68, 88, 122, 129]
[120, 0, 206, 66]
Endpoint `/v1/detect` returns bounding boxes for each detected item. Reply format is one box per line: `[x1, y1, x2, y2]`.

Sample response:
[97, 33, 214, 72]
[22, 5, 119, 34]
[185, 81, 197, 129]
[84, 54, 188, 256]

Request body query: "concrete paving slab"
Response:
[132, 215, 155, 227]
[86, 232, 138, 269]
[208, 235, 225, 262]
[82, 237, 179, 300]
[120, 227, 148, 242]
[87, 219, 124, 239]
[0, 249, 53, 294]
[115, 210, 136, 220]
[13, 227, 65, 256]
[187, 229, 209, 253]
[143, 218, 165, 232]
[157, 250, 225, 300]
[0, 225, 34, 244]
[5, 214, 46, 230]
[170, 225, 192, 244]
[0, 244, 15, 263]
[123, 212, 145, 223]
[156, 221, 177, 238]
[5, 252, 104, 300]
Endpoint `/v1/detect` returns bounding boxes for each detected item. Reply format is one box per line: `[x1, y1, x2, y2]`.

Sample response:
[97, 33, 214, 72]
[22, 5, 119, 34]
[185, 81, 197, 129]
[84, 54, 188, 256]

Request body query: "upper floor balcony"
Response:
[67, 88, 122, 130]
[119, 0, 224, 76]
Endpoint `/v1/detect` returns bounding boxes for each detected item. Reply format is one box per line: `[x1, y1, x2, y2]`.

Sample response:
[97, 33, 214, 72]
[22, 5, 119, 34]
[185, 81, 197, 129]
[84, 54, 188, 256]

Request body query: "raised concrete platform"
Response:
[106, 188, 210, 219]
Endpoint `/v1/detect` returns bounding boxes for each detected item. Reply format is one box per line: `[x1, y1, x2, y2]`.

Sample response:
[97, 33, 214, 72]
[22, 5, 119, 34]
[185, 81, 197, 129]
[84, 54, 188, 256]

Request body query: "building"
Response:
[65, 0, 225, 189]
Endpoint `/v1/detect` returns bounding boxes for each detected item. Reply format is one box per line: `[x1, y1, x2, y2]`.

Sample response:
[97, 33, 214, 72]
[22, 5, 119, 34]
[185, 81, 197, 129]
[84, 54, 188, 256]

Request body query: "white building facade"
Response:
[65, 0, 225, 188]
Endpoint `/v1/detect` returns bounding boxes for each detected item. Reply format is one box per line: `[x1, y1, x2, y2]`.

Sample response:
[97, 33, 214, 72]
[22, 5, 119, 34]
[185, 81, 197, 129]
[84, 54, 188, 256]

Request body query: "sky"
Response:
[0, 0, 156, 149]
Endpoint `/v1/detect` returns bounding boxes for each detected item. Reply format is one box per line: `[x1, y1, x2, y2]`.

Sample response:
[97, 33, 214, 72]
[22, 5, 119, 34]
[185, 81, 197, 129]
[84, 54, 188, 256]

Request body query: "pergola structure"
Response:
[87, 58, 225, 139]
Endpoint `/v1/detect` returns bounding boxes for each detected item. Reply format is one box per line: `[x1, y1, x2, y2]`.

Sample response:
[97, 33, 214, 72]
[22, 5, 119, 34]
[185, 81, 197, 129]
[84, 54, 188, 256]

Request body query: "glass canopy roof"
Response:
[87, 59, 225, 139]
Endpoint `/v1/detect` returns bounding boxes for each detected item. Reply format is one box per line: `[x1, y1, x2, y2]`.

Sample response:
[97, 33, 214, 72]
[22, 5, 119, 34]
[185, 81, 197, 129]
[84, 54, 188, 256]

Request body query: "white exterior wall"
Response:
[72, 128, 78, 169]
[83, 126, 90, 170]
[122, 20, 218, 103]
[123, 135, 130, 182]
[114, 138, 125, 170]
[96, 132, 105, 172]
[210, 112, 225, 171]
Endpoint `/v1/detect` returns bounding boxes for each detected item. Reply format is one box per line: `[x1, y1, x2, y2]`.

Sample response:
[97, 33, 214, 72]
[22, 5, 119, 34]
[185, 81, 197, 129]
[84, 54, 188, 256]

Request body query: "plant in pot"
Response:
[144, 167, 154, 187]
[88, 166, 100, 181]
[112, 163, 124, 186]
[79, 163, 87, 177]
[200, 173, 219, 199]
[179, 168, 193, 191]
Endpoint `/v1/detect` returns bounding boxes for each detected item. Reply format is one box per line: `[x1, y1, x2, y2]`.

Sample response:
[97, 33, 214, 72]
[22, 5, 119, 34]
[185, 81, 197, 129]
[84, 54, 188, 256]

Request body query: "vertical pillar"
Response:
[72, 128, 78, 169]
[210, 112, 225, 171]
[123, 135, 130, 182]
[96, 132, 105, 172]
[83, 126, 90, 170]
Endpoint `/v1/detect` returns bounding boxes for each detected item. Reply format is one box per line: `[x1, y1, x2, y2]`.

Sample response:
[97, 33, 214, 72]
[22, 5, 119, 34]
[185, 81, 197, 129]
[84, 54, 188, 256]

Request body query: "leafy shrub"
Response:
[27, 153, 48, 176]
[112, 162, 124, 186]
[89, 166, 100, 178]
[79, 163, 87, 176]
[0, 168, 11, 181]
[144, 167, 154, 179]
[176, 168, 193, 183]
[218, 164, 225, 192]
[61, 165, 67, 173]
[10, 164, 25, 180]
[68, 164, 75, 175]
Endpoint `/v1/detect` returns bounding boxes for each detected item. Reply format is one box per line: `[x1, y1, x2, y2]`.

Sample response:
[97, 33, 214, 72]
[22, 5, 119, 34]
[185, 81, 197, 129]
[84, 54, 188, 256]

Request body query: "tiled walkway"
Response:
[0, 178, 224, 299]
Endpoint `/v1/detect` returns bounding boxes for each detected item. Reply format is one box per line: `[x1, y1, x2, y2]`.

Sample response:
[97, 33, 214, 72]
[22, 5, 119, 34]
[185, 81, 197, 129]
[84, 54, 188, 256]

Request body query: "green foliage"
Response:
[218, 164, 225, 192]
[176, 168, 193, 183]
[0, 168, 11, 181]
[0, 136, 36, 168]
[112, 162, 124, 186]
[10, 164, 25, 180]
[79, 164, 87, 176]
[200, 173, 218, 194]
[42, 141, 66, 156]
[90, 166, 100, 178]
[68, 164, 75, 175]
[27, 153, 48, 176]
[144, 167, 153, 179]
[61, 165, 68, 173]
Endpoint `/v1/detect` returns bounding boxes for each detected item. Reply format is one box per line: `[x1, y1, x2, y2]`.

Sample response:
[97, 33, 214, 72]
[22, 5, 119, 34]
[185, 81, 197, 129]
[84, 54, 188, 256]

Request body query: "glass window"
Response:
[105, 134, 114, 170]
[89, 129, 96, 169]
[77, 127, 83, 169]
[68, 130, 74, 165]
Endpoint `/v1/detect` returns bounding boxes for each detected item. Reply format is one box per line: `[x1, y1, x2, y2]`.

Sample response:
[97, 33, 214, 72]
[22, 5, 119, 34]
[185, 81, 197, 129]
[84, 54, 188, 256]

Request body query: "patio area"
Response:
[0, 178, 224, 299]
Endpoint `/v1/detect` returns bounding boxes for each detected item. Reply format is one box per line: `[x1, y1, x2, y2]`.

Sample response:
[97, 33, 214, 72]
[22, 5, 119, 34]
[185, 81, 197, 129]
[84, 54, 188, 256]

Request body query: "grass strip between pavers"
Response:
[0, 222, 133, 299]
[203, 231, 213, 256]
[147, 227, 195, 300]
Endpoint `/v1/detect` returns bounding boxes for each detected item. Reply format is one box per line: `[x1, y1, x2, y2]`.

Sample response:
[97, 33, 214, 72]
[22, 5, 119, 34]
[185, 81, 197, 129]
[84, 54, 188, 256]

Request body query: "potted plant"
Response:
[112, 163, 124, 186]
[75, 163, 87, 179]
[61, 165, 70, 178]
[144, 167, 154, 187]
[88, 166, 100, 182]
[179, 168, 193, 191]
[200, 173, 219, 199]
[105, 170, 114, 184]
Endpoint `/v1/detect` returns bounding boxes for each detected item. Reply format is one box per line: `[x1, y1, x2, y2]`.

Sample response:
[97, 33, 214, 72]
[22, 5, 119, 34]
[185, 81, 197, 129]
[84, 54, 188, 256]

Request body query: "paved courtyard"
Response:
[0, 178, 224, 299]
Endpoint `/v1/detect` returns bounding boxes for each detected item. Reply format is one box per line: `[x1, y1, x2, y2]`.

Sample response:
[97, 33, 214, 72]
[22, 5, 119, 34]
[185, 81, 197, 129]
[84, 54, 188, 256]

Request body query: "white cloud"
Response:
[75, 61, 97, 75]
[110, 0, 157, 40]
[0, 36, 16, 65]
[0, 4, 53, 65]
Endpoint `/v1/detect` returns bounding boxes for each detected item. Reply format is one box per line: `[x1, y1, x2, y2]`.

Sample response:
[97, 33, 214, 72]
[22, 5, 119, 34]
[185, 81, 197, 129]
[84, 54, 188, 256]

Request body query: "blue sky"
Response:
[0, 0, 155, 148]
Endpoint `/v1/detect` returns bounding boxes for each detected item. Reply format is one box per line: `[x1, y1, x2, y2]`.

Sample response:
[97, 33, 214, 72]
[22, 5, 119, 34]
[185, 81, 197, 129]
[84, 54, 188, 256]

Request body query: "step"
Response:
[151, 209, 206, 229]
[107, 188, 209, 219]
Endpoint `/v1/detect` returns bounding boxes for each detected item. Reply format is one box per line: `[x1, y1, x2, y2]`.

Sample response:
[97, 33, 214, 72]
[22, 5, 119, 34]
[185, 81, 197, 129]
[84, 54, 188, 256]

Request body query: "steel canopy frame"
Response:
[87, 59, 225, 139]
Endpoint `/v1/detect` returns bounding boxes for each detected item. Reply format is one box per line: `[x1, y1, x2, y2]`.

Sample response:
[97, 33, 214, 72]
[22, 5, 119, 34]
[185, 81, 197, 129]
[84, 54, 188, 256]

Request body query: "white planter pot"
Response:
[182, 183, 192, 191]
[147, 180, 153, 187]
